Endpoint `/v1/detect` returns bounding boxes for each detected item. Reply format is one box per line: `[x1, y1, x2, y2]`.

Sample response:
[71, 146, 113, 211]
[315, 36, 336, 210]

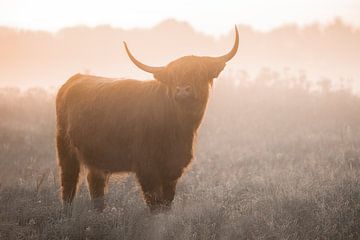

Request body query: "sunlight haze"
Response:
[0, 0, 359, 35]
[2, 1, 360, 238]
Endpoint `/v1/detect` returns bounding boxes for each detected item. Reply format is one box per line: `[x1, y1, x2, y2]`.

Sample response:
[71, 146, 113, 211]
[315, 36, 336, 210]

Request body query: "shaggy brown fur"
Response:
[56, 31, 237, 211]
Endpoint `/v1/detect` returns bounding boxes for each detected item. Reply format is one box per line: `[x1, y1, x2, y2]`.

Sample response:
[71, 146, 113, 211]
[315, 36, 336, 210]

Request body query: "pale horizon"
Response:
[1, 0, 360, 36]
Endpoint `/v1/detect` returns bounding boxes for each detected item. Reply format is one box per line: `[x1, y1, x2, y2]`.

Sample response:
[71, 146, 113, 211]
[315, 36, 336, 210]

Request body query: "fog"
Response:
[1, 19, 360, 239]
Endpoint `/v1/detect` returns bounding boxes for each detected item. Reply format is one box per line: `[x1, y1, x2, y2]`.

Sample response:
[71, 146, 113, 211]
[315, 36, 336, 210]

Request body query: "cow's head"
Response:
[124, 26, 238, 112]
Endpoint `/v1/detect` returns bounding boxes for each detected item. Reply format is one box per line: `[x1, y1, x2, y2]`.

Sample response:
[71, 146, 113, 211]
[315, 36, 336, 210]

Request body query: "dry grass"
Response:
[1, 73, 360, 239]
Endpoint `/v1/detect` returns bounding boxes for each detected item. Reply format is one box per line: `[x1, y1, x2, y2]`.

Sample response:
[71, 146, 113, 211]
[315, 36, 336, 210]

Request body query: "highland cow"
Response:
[56, 26, 239, 212]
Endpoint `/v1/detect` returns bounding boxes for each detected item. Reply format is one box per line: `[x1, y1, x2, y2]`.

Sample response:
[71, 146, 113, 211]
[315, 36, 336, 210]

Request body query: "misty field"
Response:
[1, 72, 360, 239]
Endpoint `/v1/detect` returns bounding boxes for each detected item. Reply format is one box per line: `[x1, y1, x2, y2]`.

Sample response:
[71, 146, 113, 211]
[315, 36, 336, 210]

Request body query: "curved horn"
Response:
[123, 42, 164, 73]
[216, 25, 239, 62]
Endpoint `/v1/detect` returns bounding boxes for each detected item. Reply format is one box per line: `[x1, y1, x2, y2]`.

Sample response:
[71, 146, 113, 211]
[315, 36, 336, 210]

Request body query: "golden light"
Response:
[0, 0, 359, 35]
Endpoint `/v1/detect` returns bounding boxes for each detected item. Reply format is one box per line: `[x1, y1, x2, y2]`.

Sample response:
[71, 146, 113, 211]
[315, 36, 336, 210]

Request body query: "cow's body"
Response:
[56, 27, 238, 212]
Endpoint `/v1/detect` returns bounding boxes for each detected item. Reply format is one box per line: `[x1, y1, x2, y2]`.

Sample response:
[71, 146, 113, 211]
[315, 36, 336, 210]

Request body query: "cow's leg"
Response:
[57, 133, 80, 213]
[136, 172, 163, 212]
[161, 179, 178, 209]
[87, 169, 109, 211]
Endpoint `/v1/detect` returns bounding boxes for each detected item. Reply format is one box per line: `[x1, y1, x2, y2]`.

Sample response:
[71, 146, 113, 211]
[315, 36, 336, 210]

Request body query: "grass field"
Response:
[1, 73, 360, 239]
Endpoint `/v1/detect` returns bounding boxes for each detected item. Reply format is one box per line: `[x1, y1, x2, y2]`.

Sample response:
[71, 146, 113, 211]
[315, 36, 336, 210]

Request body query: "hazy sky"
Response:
[0, 0, 359, 35]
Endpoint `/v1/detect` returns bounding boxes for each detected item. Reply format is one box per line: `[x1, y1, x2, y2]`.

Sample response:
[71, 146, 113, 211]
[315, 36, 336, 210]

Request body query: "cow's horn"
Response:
[123, 42, 164, 73]
[215, 25, 239, 62]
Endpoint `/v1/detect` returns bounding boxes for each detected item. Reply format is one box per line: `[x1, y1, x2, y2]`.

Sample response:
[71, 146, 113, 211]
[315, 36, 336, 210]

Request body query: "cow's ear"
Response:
[208, 60, 226, 79]
[153, 70, 168, 83]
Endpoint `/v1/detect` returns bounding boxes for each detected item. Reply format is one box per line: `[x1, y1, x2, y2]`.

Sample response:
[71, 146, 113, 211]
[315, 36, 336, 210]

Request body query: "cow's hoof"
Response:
[62, 203, 73, 217]
[92, 197, 105, 212]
